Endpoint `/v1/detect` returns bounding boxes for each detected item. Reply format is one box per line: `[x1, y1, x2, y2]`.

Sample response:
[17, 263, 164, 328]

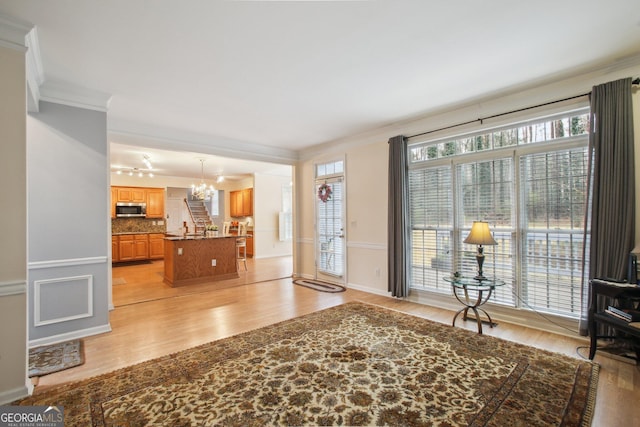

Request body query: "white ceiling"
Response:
[110, 142, 292, 181]
[2, 1, 640, 177]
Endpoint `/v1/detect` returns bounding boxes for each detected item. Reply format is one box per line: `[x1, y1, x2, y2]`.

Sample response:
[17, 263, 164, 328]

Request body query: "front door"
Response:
[315, 168, 345, 285]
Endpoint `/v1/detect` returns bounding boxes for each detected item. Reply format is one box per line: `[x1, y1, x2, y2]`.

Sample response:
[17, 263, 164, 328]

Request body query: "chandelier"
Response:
[192, 159, 215, 200]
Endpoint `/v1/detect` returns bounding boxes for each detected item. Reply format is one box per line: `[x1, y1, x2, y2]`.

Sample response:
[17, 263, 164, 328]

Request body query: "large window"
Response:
[408, 108, 591, 318]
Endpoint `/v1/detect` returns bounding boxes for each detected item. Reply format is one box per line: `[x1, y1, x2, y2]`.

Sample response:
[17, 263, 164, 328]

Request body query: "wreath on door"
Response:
[317, 183, 332, 203]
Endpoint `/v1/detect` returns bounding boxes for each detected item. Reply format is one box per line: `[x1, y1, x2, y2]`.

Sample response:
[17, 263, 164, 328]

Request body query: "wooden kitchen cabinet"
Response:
[116, 187, 146, 203]
[146, 188, 165, 218]
[148, 233, 165, 259]
[134, 234, 149, 259]
[117, 234, 135, 261]
[246, 235, 254, 257]
[112, 186, 165, 218]
[230, 188, 253, 217]
[116, 234, 149, 262]
[112, 236, 119, 261]
[242, 188, 253, 216]
[111, 188, 117, 218]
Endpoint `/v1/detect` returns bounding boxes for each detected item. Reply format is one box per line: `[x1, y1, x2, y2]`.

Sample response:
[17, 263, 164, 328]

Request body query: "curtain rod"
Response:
[407, 77, 640, 140]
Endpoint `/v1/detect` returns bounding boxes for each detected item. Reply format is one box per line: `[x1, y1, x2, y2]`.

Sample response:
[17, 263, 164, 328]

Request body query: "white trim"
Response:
[298, 53, 640, 161]
[347, 282, 391, 297]
[29, 323, 112, 349]
[39, 80, 112, 112]
[0, 14, 32, 48]
[0, 38, 26, 52]
[0, 279, 27, 296]
[0, 385, 29, 406]
[408, 288, 584, 339]
[25, 26, 43, 112]
[28, 256, 108, 270]
[34, 275, 93, 327]
[347, 241, 386, 251]
[109, 123, 298, 165]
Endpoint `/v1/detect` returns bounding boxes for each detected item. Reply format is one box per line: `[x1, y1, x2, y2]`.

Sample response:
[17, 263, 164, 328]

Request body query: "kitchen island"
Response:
[164, 234, 238, 287]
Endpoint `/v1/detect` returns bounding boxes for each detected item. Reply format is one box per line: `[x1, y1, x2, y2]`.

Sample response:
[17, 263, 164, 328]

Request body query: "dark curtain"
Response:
[579, 77, 636, 335]
[388, 135, 410, 297]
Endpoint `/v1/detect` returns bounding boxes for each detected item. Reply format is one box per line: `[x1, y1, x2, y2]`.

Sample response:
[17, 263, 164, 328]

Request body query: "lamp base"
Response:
[475, 246, 486, 281]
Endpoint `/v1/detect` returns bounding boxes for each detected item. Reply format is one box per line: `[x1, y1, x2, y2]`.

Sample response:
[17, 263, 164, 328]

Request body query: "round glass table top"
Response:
[443, 276, 505, 289]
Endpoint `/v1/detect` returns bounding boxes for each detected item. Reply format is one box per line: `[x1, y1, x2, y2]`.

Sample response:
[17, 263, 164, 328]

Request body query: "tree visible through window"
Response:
[408, 109, 591, 318]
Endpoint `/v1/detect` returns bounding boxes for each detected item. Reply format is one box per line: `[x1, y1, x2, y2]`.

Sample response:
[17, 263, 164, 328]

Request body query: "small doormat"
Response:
[28, 339, 84, 378]
[112, 277, 127, 285]
[293, 279, 346, 293]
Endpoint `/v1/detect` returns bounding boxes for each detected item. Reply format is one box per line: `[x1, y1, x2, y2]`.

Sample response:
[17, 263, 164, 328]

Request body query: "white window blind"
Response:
[408, 108, 591, 318]
[520, 149, 590, 315]
[409, 166, 452, 293]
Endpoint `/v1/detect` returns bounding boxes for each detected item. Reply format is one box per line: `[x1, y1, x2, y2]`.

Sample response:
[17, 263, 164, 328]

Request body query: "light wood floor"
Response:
[33, 257, 639, 426]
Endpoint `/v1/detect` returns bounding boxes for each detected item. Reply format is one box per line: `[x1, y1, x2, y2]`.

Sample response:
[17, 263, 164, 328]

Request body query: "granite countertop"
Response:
[165, 234, 238, 241]
[113, 231, 166, 235]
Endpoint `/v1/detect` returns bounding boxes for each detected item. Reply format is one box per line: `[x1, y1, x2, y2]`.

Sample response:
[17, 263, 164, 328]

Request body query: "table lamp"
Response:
[464, 221, 497, 280]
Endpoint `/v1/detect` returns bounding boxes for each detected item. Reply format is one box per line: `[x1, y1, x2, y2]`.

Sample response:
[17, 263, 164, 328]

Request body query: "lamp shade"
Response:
[464, 221, 497, 246]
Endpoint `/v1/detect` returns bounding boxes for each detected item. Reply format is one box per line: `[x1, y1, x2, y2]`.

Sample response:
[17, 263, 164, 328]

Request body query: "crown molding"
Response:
[25, 26, 43, 112]
[109, 120, 299, 165]
[0, 14, 31, 51]
[39, 79, 112, 112]
[0, 14, 43, 112]
[299, 52, 640, 161]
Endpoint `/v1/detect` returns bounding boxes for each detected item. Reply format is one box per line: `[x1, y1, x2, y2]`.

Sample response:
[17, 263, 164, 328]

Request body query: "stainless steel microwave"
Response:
[115, 202, 146, 217]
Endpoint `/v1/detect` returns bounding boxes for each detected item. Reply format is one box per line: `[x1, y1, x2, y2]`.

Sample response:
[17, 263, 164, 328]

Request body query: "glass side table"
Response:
[443, 276, 505, 334]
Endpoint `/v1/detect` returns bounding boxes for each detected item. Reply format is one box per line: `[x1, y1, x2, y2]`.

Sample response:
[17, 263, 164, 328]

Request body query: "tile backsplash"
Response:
[112, 218, 167, 234]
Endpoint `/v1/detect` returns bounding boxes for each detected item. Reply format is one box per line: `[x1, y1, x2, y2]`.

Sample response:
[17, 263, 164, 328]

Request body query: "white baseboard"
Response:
[0, 384, 29, 405]
[347, 282, 391, 297]
[29, 323, 112, 349]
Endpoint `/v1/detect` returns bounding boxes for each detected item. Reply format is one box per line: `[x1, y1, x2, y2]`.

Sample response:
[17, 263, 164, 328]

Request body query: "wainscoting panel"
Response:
[34, 275, 93, 327]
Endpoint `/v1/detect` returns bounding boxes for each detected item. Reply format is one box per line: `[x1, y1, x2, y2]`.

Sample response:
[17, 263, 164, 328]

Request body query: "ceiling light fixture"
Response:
[142, 155, 153, 170]
[113, 167, 153, 178]
[191, 159, 215, 200]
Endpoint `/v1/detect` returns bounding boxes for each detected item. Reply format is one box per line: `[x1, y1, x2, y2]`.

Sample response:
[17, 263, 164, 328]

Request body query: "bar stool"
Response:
[236, 222, 247, 271]
[223, 221, 231, 236]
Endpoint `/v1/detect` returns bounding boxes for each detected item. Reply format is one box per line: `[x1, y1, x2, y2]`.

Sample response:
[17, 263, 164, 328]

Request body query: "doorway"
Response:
[315, 160, 346, 285]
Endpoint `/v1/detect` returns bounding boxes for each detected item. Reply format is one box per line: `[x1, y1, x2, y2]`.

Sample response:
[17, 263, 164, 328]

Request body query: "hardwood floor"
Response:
[33, 257, 639, 426]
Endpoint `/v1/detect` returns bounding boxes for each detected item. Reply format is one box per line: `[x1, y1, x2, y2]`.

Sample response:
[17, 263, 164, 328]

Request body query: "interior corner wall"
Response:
[0, 44, 29, 405]
[295, 144, 389, 293]
[27, 101, 111, 345]
[253, 172, 293, 258]
[296, 63, 640, 298]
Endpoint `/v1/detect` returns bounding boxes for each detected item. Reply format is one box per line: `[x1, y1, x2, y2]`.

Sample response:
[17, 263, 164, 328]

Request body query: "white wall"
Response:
[27, 101, 111, 345]
[0, 43, 28, 405]
[296, 58, 640, 301]
[253, 173, 293, 259]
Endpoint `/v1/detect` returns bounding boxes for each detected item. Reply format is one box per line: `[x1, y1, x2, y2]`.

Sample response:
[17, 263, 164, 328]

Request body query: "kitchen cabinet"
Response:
[242, 188, 253, 216]
[111, 186, 165, 219]
[117, 234, 149, 261]
[230, 188, 253, 217]
[146, 188, 165, 218]
[148, 233, 165, 259]
[112, 236, 119, 261]
[116, 187, 146, 203]
[246, 235, 254, 257]
[111, 188, 117, 218]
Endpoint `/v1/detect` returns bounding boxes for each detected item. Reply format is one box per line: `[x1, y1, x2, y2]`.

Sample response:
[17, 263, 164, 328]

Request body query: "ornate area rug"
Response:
[16, 302, 598, 426]
[28, 339, 84, 378]
[293, 278, 346, 293]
